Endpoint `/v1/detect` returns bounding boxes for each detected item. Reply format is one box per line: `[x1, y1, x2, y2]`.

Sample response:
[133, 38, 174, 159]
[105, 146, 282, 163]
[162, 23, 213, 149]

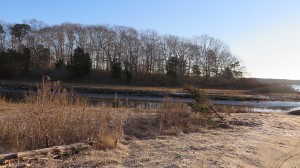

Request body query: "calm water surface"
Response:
[1, 87, 300, 113]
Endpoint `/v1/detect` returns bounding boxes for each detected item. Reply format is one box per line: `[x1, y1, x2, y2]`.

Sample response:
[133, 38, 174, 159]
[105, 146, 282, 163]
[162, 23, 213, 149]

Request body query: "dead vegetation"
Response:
[0, 76, 127, 153]
[124, 86, 230, 139]
[0, 79, 233, 167]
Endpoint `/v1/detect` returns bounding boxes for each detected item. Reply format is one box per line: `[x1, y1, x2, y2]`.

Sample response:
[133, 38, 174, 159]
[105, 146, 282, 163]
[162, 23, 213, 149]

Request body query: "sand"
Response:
[119, 112, 300, 167]
[2, 112, 300, 167]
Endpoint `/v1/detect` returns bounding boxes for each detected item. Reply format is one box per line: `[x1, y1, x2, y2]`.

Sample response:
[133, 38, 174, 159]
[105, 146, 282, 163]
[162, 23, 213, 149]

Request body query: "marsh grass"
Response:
[0, 77, 127, 152]
[124, 97, 212, 139]
[250, 84, 296, 94]
[158, 97, 214, 134]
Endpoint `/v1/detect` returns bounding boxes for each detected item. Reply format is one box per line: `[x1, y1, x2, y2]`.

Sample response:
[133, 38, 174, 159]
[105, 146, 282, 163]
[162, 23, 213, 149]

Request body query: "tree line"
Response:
[0, 19, 248, 86]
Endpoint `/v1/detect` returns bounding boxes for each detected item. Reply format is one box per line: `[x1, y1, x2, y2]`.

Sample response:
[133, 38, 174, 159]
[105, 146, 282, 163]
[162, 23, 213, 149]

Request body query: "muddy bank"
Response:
[1, 82, 300, 102]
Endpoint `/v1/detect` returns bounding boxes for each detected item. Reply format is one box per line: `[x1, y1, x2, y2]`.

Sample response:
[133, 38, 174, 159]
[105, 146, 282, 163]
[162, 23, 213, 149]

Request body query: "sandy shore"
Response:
[110, 112, 299, 168]
[32, 112, 299, 168]
[1, 111, 300, 167]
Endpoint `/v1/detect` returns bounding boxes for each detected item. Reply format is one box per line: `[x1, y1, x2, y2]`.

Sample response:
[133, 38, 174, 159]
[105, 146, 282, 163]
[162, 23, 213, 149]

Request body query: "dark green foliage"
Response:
[32, 45, 51, 71]
[166, 57, 186, 78]
[124, 68, 132, 82]
[124, 61, 132, 82]
[68, 47, 91, 77]
[55, 59, 66, 69]
[166, 57, 179, 78]
[230, 61, 243, 78]
[223, 67, 234, 82]
[185, 86, 212, 115]
[10, 24, 31, 50]
[0, 48, 31, 79]
[52, 59, 69, 79]
[0, 24, 4, 34]
[10, 24, 31, 39]
[111, 60, 122, 78]
[0, 24, 4, 51]
[184, 86, 228, 126]
[0, 21, 248, 87]
[21, 47, 31, 72]
[166, 57, 187, 78]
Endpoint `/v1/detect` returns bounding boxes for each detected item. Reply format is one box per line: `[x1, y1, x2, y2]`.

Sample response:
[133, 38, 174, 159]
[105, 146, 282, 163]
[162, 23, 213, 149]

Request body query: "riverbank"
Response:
[2, 111, 299, 167]
[119, 112, 300, 167]
[0, 80, 299, 102]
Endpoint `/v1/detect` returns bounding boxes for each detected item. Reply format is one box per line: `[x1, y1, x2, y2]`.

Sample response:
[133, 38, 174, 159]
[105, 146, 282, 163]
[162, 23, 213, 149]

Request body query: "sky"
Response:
[1, 0, 300, 80]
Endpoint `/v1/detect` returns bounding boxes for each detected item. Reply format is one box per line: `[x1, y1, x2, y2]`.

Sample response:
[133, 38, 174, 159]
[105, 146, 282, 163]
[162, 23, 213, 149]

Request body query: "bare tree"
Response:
[0, 23, 5, 51]
[0, 20, 245, 81]
[120, 27, 140, 75]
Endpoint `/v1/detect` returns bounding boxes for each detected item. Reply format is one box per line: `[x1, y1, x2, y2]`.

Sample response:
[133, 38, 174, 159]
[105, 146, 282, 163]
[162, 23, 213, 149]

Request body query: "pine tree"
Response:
[111, 59, 122, 78]
[68, 47, 91, 77]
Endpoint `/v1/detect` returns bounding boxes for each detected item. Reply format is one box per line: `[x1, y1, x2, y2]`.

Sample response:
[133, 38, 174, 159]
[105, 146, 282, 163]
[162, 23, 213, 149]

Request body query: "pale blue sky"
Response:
[1, 0, 300, 79]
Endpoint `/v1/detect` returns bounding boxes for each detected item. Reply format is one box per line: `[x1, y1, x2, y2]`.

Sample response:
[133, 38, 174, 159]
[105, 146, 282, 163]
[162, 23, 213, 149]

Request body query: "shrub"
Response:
[0, 77, 126, 151]
[158, 99, 204, 134]
[184, 86, 229, 128]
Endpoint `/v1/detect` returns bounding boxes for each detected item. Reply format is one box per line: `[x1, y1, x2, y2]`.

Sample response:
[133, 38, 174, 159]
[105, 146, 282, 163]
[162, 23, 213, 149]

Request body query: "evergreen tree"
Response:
[0, 48, 31, 78]
[166, 57, 179, 78]
[21, 47, 31, 72]
[32, 45, 51, 71]
[111, 59, 122, 78]
[68, 47, 91, 77]
[9, 24, 31, 50]
[166, 57, 186, 78]
[0, 24, 4, 51]
[124, 60, 132, 82]
[223, 67, 234, 82]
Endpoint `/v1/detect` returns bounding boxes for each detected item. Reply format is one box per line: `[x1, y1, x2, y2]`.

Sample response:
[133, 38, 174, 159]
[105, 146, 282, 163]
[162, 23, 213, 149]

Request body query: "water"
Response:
[86, 93, 300, 113]
[1, 87, 300, 113]
[291, 85, 300, 92]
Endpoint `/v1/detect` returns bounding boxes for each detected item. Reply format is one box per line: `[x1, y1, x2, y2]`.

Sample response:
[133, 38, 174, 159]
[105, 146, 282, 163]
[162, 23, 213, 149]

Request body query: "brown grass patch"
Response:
[124, 98, 212, 139]
[0, 77, 127, 152]
[158, 99, 201, 134]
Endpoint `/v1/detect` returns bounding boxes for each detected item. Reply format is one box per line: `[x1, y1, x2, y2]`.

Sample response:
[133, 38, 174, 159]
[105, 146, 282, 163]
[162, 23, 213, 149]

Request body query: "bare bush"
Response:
[0, 77, 127, 151]
[158, 98, 206, 135]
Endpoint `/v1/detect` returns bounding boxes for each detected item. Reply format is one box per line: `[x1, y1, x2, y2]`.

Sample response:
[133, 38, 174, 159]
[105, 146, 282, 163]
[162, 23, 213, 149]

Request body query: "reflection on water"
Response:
[291, 85, 300, 92]
[215, 104, 300, 113]
[90, 97, 300, 113]
[1, 88, 300, 113]
[213, 100, 300, 113]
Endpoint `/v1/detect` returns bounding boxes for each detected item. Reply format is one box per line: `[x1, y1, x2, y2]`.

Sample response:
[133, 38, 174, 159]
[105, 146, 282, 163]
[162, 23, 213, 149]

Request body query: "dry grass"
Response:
[124, 97, 214, 139]
[0, 96, 7, 105]
[158, 98, 205, 134]
[250, 84, 297, 94]
[0, 80, 232, 167]
[0, 77, 127, 152]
